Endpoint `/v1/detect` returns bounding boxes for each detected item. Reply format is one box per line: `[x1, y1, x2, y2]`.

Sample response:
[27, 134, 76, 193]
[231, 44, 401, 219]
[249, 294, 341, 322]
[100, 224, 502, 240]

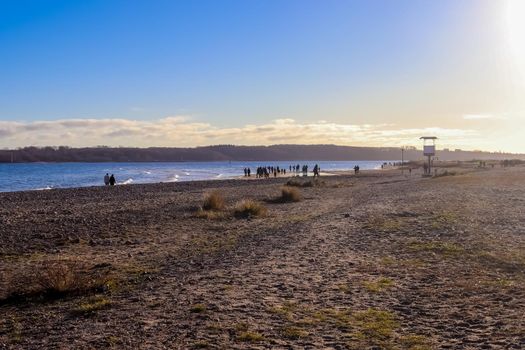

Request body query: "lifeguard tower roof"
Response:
[420, 136, 438, 140]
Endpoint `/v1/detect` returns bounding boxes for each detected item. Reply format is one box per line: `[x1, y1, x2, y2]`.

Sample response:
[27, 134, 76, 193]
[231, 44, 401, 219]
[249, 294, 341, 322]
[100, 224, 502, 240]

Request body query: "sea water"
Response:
[0, 160, 391, 192]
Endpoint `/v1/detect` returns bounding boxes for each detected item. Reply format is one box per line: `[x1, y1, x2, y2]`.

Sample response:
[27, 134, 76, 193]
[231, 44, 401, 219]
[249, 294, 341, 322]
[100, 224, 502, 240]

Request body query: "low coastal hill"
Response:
[1, 144, 523, 162]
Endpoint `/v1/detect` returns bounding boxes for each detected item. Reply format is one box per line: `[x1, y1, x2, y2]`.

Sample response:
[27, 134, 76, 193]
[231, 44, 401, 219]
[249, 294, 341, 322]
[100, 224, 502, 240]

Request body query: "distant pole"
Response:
[401, 147, 404, 175]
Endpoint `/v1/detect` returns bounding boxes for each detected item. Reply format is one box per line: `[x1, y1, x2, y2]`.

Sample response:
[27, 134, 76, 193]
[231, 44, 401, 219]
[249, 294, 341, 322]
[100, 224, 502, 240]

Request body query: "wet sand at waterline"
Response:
[1, 165, 524, 349]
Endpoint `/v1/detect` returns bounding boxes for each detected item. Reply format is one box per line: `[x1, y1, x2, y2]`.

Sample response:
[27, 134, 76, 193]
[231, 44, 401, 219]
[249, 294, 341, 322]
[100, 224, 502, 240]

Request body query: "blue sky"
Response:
[0, 0, 523, 151]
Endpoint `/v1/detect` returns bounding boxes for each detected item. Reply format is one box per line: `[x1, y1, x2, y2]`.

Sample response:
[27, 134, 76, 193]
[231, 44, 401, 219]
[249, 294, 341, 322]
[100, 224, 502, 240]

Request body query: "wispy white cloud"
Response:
[0, 117, 478, 149]
[462, 114, 506, 120]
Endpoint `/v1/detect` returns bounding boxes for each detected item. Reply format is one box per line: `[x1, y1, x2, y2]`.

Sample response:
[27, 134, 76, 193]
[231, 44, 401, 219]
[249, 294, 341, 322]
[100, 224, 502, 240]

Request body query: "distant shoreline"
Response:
[0, 170, 358, 196]
[0, 160, 392, 193]
[0, 159, 519, 193]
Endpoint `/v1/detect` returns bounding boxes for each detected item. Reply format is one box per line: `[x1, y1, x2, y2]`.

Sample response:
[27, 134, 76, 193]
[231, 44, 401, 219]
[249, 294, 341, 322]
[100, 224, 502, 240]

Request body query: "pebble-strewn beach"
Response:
[1, 166, 524, 349]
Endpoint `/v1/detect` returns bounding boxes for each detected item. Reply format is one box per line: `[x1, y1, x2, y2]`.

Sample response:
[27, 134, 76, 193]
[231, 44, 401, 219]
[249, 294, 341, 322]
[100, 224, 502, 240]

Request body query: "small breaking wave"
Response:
[168, 174, 180, 182]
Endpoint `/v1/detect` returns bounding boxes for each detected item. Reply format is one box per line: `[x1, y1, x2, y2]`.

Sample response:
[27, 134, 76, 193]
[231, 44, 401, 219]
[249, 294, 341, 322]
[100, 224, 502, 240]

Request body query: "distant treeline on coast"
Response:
[0, 144, 523, 163]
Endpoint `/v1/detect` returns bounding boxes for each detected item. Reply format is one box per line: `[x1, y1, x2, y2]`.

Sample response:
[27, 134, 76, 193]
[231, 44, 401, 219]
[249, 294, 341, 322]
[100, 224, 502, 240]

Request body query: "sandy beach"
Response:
[1, 165, 524, 349]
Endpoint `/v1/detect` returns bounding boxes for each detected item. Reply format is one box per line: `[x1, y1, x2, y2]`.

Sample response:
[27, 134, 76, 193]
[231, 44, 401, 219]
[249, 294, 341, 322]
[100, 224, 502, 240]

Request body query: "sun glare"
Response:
[506, 0, 525, 82]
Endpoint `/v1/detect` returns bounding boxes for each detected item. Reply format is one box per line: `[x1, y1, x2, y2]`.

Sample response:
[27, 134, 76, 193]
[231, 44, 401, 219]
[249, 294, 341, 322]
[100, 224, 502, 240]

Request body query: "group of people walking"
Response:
[103, 173, 116, 186]
[243, 164, 322, 179]
[252, 166, 287, 178]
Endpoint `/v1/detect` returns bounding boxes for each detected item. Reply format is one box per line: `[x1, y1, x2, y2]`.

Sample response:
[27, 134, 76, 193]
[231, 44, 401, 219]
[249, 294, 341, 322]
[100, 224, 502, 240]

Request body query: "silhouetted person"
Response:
[313, 164, 320, 177]
[104, 173, 110, 186]
[109, 174, 116, 186]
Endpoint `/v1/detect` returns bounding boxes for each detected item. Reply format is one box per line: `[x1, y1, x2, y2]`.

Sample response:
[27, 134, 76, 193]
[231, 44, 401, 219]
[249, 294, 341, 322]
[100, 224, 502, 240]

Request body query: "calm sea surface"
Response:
[0, 161, 391, 192]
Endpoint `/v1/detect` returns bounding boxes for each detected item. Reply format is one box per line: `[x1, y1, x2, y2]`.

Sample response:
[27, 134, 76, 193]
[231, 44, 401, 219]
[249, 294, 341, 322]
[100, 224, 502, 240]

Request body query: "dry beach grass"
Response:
[0, 165, 524, 349]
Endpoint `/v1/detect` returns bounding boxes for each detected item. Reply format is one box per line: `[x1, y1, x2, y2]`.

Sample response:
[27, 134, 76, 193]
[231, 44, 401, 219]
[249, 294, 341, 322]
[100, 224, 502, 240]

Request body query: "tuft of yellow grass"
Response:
[286, 179, 323, 187]
[190, 303, 207, 313]
[192, 340, 210, 348]
[279, 186, 302, 202]
[408, 241, 463, 256]
[363, 277, 394, 293]
[2, 259, 111, 303]
[194, 191, 227, 219]
[194, 208, 226, 220]
[352, 308, 398, 343]
[237, 331, 265, 342]
[399, 334, 433, 350]
[202, 191, 225, 211]
[72, 296, 111, 315]
[233, 199, 267, 218]
[282, 325, 309, 339]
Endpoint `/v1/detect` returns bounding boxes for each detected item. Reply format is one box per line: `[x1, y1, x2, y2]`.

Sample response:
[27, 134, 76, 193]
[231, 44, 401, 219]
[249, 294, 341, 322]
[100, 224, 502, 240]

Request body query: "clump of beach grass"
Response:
[194, 191, 227, 219]
[233, 322, 265, 342]
[399, 334, 434, 350]
[192, 340, 210, 348]
[190, 303, 207, 313]
[268, 301, 299, 320]
[352, 308, 398, 344]
[193, 209, 226, 220]
[237, 331, 265, 342]
[3, 316, 23, 343]
[364, 216, 403, 232]
[72, 295, 111, 316]
[1, 259, 111, 304]
[433, 170, 457, 178]
[202, 191, 225, 211]
[279, 186, 302, 202]
[281, 325, 309, 339]
[408, 241, 463, 256]
[363, 277, 394, 293]
[233, 199, 267, 218]
[286, 178, 324, 188]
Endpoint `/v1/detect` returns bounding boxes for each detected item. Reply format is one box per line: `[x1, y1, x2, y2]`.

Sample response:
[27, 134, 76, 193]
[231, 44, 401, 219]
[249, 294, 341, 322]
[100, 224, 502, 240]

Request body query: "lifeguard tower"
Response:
[420, 136, 437, 176]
